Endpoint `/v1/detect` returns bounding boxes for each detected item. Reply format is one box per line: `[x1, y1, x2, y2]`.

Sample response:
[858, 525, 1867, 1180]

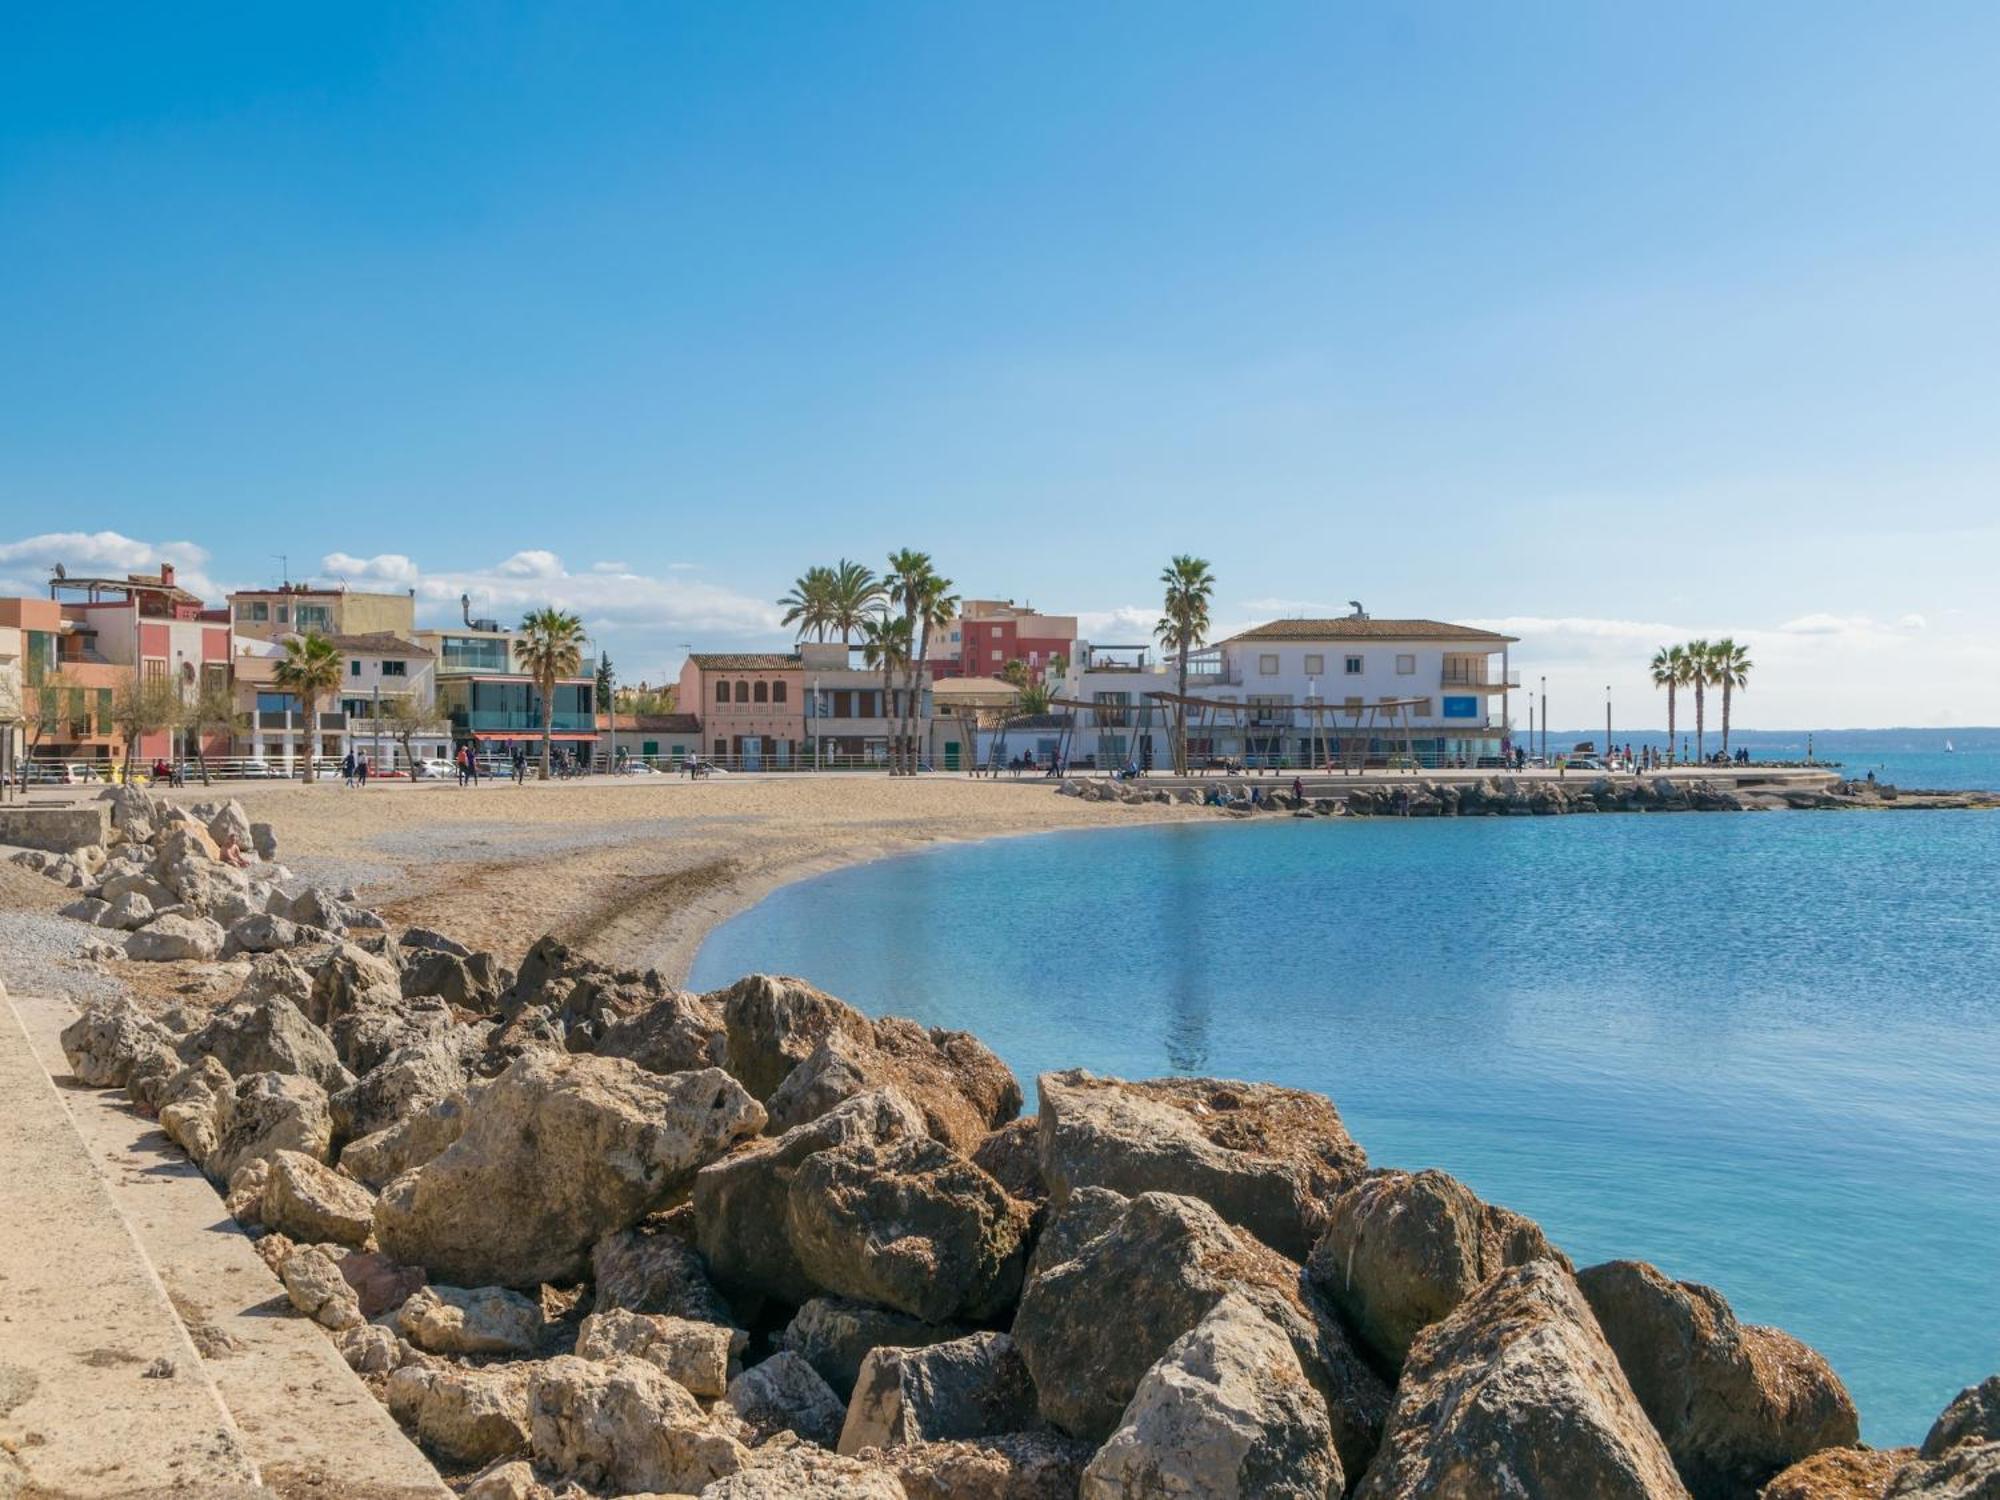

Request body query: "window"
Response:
[96, 688, 113, 734]
[1344, 655, 1364, 675]
[297, 604, 332, 631]
[734, 681, 750, 703]
[1303, 654, 1324, 676]
[772, 681, 787, 703]
[753, 681, 768, 703]
[350, 660, 362, 677]
[144, 658, 168, 683]
[257, 692, 300, 713]
[1259, 654, 1279, 675]
[276, 606, 289, 624]
[992, 649, 1003, 662]
[715, 680, 730, 704]
[1396, 654, 1416, 675]
[381, 660, 407, 677]
[714, 739, 727, 756]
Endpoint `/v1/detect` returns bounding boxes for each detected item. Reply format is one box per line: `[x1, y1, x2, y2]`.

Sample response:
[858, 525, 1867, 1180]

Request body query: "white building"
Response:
[233, 631, 451, 772]
[1051, 612, 1519, 770]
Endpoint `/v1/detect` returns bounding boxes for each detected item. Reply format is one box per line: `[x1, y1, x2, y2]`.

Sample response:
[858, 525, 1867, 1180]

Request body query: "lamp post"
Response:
[1605, 684, 1612, 759]
[1539, 676, 1547, 762]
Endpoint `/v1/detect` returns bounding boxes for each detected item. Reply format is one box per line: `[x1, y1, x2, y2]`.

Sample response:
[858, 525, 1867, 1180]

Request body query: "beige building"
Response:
[229, 584, 417, 641]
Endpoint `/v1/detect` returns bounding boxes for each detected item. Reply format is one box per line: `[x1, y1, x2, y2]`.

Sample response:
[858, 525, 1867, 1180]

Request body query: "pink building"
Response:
[678, 652, 804, 767]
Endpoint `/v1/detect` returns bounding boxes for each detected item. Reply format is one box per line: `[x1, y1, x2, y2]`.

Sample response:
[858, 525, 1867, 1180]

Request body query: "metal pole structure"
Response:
[1605, 685, 1611, 760]
[1540, 676, 1547, 762]
[1528, 698, 1534, 763]
[373, 684, 382, 773]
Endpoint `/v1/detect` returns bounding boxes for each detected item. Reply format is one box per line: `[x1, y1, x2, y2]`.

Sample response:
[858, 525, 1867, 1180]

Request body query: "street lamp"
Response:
[1605, 684, 1612, 760]
[1539, 676, 1547, 762]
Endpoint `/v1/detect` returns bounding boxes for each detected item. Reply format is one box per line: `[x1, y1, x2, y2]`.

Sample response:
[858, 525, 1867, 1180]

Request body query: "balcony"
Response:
[1440, 669, 1521, 691]
[450, 710, 597, 734]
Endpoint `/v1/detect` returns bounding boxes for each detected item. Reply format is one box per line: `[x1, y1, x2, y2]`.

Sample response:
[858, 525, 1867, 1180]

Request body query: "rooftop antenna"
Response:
[274, 554, 289, 588]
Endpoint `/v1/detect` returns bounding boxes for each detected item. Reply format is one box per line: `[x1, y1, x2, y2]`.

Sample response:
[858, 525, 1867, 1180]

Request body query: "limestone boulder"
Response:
[340, 1092, 472, 1190]
[869, 1432, 1095, 1500]
[222, 912, 301, 956]
[780, 1297, 968, 1403]
[375, 1052, 765, 1288]
[526, 1353, 750, 1495]
[330, 1024, 484, 1142]
[694, 1087, 927, 1304]
[199, 798, 252, 852]
[594, 989, 730, 1076]
[1037, 1070, 1366, 1261]
[99, 869, 175, 910]
[1579, 1259, 1858, 1498]
[103, 890, 161, 930]
[279, 1245, 365, 1331]
[1923, 1378, 2000, 1459]
[838, 1332, 1039, 1457]
[331, 992, 457, 1075]
[59, 997, 178, 1088]
[206, 1071, 334, 1183]
[787, 1135, 1033, 1323]
[711, 972, 875, 1101]
[1885, 1443, 2000, 1498]
[970, 1117, 1045, 1204]
[575, 1309, 741, 1398]
[727, 1351, 846, 1447]
[460, 1460, 550, 1500]
[307, 940, 404, 1030]
[765, 1020, 1022, 1154]
[126, 912, 226, 961]
[59, 895, 111, 926]
[1307, 1168, 1568, 1373]
[1356, 1260, 1690, 1500]
[260, 1149, 377, 1246]
[1080, 1291, 1343, 1500]
[335, 1248, 429, 1319]
[234, 950, 315, 1011]
[1760, 1447, 1917, 1500]
[250, 821, 278, 860]
[333, 1322, 401, 1375]
[387, 1362, 533, 1467]
[699, 1432, 907, 1498]
[493, 934, 683, 1056]
[1026, 1184, 1130, 1283]
[158, 1057, 235, 1164]
[589, 1219, 738, 1327]
[401, 946, 503, 1010]
[1012, 1191, 1387, 1479]
[178, 995, 352, 1093]
[397, 1284, 545, 1356]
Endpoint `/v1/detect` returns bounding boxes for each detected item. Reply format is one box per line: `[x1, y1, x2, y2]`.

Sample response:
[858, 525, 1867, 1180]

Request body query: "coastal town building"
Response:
[927, 600, 1077, 683]
[45, 564, 233, 766]
[1051, 611, 1519, 769]
[680, 652, 805, 767]
[928, 675, 1018, 771]
[414, 600, 596, 764]
[0, 606, 22, 785]
[0, 597, 130, 769]
[229, 631, 449, 773]
[228, 583, 417, 642]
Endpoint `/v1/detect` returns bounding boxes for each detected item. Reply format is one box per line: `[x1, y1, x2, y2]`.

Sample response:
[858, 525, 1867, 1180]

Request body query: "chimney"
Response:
[161, 563, 175, 587]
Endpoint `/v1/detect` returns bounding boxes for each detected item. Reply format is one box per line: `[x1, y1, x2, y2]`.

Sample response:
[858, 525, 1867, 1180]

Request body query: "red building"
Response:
[927, 600, 1077, 683]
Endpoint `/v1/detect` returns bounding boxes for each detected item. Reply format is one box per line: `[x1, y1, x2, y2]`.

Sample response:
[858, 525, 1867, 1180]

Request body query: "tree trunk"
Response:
[1721, 684, 1732, 754]
[301, 696, 317, 782]
[1666, 685, 1677, 766]
[1175, 642, 1190, 775]
[197, 748, 211, 786]
[541, 675, 554, 779]
[1694, 683, 1706, 761]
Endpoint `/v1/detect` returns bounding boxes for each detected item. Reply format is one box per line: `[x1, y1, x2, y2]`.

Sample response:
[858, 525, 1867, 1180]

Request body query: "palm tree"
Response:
[1713, 639, 1752, 755]
[859, 612, 912, 771]
[273, 632, 344, 782]
[514, 607, 586, 779]
[1650, 645, 1685, 766]
[1016, 679, 1054, 717]
[779, 566, 834, 643]
[1155, 555, 1216, 775]
[183, 673, 246, 786]
[1682, 638, 1714, 762]
[827, 559, 884, 644]
[884, 551, 955, 775]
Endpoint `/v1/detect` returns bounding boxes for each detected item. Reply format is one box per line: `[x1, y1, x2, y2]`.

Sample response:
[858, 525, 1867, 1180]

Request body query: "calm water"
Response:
[1545, 726, 2000, 793]
[693, 809, 2000, 1444]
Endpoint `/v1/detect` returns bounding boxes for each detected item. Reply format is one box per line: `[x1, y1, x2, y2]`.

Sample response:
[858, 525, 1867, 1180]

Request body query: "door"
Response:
[944, 740, 961, 771]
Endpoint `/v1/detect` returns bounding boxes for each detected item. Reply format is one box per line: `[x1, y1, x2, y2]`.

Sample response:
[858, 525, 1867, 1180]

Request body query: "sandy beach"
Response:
[89, 773, 1207, 981]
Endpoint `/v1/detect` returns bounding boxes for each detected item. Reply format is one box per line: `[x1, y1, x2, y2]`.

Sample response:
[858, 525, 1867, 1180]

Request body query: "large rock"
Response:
[234, 950, 315, 1011]
[375, 1052, 764, 1287]
[594, 990, 730, 1076]
[1356, 1260, 1690, 1500]
[727, 1351, 846, 1447]
[178, 996, 352, 1093]
[787, 1135, 1033, 1323]
[206, 1071, 334, 1183]
[279, 1245, 365, 1330]
[307, 940, 404, 1030]
[527, 1354, 749, 1494]
[1037, 1070, 1366, 1260]
[780, 1297, 968, 1402]
[765, 1019, 1022, 1154]
[494, 934, 686, 1056]
[99, 870, 174, 910]
[340, 1092, 472, 1190]
[1578, 1259, 1858, 1499]
[970, 1117, 1045, 1204]
[330, 992, 458, 1076]
[711, 972, 875, 1101]
[1886, 1444, 2000, 1498]
[838, 1332, 1039, 1457]
[1924, 1378, 2000, 1459]
[589, 1219, 737, 1326]
[1760, 1447, 1917, 1500]
[401, 946, 503, 1011]
[222, 912, 301, 956]
[871, 1432, 1095, 1500]
[1307, 1168, 1568, 1372]
[158, 1057, 236, 1165]
[576, 1309, 741, 1398]
[260, 1149, 377, 1246]
[699, 1432, 907, 1498]
[386, 1362, 533, 1467]
[335, 1248, 429, 1318]
[59, 997, 177, 1087]
[102, 889, 160, 930]
[694, 1088, 927, 1304]
[1013, 1191, 1387, 1479]
[397, 1284, 544, 1356]
[330, 1026, 483, 1142]
[126, 912, 226, 961]
[1080, 1291, 1343, 1500]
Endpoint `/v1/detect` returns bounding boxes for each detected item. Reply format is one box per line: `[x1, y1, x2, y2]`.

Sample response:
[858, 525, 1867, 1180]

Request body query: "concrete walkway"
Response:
[1, 989, 449, 1500]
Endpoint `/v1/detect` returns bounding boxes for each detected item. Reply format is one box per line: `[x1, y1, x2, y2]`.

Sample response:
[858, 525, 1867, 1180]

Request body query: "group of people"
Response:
[148, 757, 188, 788]
[340, 750, 372, 788]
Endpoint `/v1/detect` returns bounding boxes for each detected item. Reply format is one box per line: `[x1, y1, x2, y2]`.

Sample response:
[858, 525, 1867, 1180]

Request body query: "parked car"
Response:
[23, 761, 106, 785]
[414, 759, 456, 780]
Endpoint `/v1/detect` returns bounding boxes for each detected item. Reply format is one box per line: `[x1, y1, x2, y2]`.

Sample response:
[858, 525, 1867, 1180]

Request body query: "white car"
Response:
[414, 760, 456, 780]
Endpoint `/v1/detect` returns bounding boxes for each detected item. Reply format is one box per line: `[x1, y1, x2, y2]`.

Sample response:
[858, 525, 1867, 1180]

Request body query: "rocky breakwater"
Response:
[1059, 773, 2000, 818]
[56, 908, 1999, 1497]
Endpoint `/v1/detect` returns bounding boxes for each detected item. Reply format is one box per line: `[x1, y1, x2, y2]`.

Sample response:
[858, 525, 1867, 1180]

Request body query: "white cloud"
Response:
[323, 551, 420, 586]
[0, 530, 223, 602]
[591, 561, 631, 575]
[495, 550, 563, 579]
[1074, 605, 1159, 641]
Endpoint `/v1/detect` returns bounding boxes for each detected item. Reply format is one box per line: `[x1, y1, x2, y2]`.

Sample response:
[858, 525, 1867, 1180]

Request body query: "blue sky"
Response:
[4, 3, 1997, 724]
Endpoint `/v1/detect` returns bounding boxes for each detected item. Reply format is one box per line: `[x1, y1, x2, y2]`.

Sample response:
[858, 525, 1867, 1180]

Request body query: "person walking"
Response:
[356, 752, 369, 788]
[512, 744, 527, 785]
[341, 749, 356, 788]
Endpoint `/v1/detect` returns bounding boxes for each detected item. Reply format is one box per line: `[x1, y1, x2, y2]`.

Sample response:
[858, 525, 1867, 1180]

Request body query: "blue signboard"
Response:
[1442, 695, 1478, 719]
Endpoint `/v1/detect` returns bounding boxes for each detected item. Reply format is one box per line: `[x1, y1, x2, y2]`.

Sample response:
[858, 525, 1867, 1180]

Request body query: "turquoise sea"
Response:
[692, 795, 2000, 1444]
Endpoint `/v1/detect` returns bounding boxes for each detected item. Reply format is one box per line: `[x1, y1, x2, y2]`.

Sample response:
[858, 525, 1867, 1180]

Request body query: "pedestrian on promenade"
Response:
[341, 750, 356, 788]
[356, 752, 369, 788]
[513, 745, 527, 785]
